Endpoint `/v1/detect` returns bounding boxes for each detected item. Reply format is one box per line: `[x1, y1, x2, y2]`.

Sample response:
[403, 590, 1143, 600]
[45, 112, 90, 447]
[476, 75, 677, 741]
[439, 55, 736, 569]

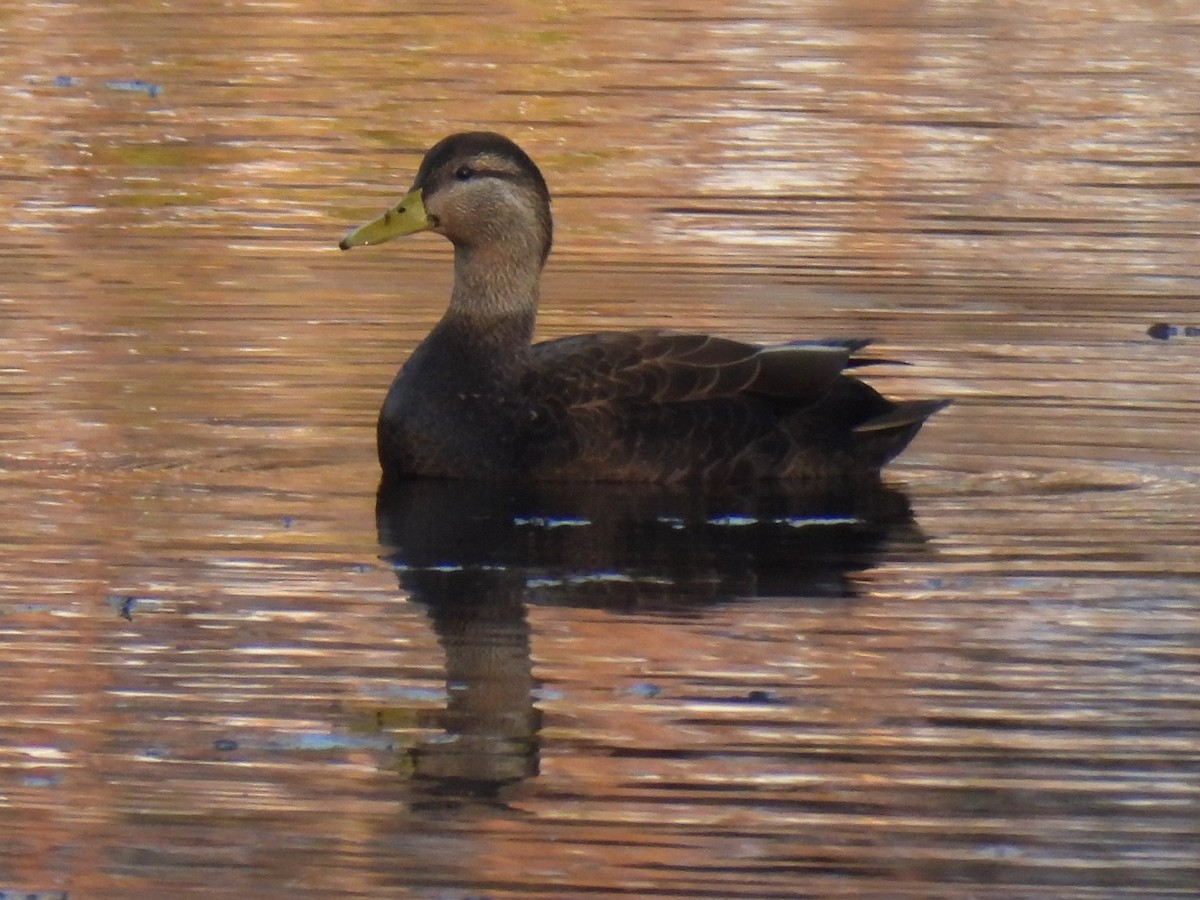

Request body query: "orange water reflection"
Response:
[2, 1, 1199, 897]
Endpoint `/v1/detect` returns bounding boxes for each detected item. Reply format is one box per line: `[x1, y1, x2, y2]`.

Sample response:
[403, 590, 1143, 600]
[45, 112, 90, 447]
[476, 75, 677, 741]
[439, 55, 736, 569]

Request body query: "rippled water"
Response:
[2, 1, 1199, 898]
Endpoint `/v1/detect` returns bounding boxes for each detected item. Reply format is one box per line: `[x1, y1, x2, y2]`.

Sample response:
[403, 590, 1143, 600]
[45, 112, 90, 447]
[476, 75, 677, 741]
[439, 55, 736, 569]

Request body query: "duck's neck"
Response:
[447, 241, 542, 325]
[426, 243, 542, 378]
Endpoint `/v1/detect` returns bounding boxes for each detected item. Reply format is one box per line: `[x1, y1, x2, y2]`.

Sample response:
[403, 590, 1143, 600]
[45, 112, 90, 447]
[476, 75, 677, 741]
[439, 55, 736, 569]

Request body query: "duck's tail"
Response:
[853, 398, 951, 467]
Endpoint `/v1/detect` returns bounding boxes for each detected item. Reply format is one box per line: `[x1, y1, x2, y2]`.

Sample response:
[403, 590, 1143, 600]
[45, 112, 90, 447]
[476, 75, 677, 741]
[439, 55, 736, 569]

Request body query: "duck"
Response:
[340, 131, 948, 483]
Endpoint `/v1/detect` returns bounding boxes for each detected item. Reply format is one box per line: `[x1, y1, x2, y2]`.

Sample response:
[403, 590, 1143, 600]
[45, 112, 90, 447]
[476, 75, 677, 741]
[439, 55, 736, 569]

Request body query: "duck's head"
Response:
[339, 132, 553, 266]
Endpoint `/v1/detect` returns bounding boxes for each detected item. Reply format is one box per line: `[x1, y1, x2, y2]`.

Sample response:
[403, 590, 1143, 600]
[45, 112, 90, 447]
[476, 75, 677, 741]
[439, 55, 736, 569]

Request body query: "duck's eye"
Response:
[454, 164, 475, 181]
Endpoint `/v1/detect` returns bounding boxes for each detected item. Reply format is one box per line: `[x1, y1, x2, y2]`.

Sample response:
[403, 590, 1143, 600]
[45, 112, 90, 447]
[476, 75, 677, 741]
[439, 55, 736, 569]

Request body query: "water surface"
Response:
[2, 2, 1199, 898]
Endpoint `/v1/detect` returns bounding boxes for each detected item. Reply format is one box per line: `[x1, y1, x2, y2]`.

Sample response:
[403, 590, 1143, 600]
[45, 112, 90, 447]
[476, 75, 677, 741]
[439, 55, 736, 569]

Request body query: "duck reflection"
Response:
[373, 477, 924, 801]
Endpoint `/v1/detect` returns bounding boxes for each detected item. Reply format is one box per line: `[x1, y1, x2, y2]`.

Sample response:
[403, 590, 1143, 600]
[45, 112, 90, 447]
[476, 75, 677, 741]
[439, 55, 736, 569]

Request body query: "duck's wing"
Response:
[521, 330, 946, 480]
[527, 329, 866, 408]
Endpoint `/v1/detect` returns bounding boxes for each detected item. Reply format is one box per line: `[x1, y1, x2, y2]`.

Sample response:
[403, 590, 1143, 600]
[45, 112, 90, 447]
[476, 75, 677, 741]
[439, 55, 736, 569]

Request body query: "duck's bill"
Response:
[339, 188, 432, 250]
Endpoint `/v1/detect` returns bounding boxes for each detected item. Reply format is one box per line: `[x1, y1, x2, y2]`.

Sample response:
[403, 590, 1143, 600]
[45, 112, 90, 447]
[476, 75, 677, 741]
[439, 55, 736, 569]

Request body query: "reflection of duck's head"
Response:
[343, 132, 948, 482]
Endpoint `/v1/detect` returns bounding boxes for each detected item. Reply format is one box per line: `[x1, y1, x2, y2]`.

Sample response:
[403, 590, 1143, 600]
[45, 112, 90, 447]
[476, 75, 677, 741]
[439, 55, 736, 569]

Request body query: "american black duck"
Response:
[340, 131, 948, 483]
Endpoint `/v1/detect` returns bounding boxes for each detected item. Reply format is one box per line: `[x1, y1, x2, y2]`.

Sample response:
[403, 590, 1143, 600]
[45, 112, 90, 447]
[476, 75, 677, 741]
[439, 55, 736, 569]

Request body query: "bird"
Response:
[340, 131, 948, 484]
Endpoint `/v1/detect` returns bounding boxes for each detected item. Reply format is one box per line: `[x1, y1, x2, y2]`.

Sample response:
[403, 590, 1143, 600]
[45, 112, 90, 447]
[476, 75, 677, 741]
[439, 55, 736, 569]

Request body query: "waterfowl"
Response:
[341, 131, 947, 483]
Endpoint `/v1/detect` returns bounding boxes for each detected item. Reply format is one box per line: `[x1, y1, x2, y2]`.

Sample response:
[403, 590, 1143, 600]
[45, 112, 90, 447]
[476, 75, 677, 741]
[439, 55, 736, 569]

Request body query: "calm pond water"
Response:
[3, 1, 1200, 898]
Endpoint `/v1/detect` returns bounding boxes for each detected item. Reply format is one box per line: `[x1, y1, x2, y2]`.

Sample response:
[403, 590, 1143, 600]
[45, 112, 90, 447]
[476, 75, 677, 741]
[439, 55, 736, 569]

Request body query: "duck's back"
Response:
[378, 328, 946, 483]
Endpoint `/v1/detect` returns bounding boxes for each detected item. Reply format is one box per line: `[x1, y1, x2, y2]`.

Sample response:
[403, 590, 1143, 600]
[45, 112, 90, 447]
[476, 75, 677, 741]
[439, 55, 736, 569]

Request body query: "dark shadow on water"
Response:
[372, 477, 928, 804]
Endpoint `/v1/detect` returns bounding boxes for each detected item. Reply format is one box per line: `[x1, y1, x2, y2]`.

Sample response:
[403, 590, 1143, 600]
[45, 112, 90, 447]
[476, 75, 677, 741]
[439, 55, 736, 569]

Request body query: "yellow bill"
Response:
[339, 188, 432, 250]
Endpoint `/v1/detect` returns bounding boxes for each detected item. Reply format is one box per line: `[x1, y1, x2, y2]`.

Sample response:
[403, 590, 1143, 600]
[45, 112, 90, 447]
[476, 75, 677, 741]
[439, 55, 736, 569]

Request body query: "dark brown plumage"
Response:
[340, 131, 948, 483]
